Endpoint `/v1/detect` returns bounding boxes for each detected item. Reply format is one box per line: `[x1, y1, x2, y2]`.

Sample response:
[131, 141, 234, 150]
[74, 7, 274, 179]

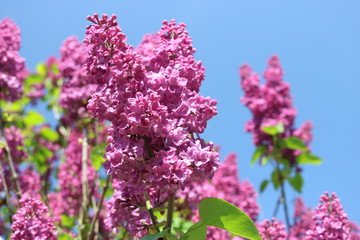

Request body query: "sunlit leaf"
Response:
[199, 198, 262, 240]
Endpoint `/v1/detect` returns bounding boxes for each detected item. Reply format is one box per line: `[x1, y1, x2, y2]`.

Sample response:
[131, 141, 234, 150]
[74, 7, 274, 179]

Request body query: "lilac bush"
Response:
[0, 14, 358, 240]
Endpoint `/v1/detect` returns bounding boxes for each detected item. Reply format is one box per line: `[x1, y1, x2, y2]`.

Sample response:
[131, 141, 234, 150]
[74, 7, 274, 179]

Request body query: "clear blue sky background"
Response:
[2, 0, 359, 224]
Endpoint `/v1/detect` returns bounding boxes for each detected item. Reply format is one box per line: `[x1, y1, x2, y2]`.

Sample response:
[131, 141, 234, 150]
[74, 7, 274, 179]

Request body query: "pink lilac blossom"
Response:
[85, 14, 218, 189]
[105, 180, 153, 238]
[0, 126, 27, 163]
[47, 192, 63, 223]
[58, 36, 97, 125]
[0, 18, 27, 102]
[347, 221, 360, 240]
[45, 56, 61, 86]
[257, 218, 287, 240]
[135, 33, 160, 69]
[85, 14, 218, 237]
[0, 126, 27, 193]
[240, 55, 313, 166]
[19, 166, 42, 199]
[57, 128, 98, 216]
[11, 196, 57, 240]
[288, 197, 314, 240]
[305, 192, 351, 240]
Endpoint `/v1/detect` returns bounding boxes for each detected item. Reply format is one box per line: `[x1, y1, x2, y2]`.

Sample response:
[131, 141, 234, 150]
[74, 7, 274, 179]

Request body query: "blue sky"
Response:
[2, 0, 360, 223]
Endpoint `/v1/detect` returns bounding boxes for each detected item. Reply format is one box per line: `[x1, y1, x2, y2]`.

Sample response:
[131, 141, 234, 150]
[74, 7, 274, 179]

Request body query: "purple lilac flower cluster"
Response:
[59, 36, 97, 125]
[259, 193, 360, 240]
[257, 218, 287, 240]
[305, 192, 352, 240]
[85, 14, 219, 237]
[288, 197, 314, 239]
[0, 18, 27, 102]
[240, 55, 313, 165]
[11, 196, 57, 240]
[0, 126, 27, 192]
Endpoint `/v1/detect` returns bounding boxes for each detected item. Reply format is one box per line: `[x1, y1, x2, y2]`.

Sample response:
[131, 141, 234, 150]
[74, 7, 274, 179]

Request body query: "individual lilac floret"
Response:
[11, 196, 57, 240]
[59, 36, 97, 125]
[288, 197, 314, 239]
[257, 218, 287, 240]
[0, 18, 27, 102]
[57, 128, 98, 216]
[306, 192, 351, 240]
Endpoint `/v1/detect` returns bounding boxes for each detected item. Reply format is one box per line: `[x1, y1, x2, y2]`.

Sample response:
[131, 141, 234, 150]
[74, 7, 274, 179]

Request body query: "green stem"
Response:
[0, 109, 22, 200]
[280, 180, 291, 229]
[88, 175, 111, 240]
[144, 192, 160, 233]
[79, 128, 89, 240]
[0, 160, 13, 220]
[164, 194, 175, 233]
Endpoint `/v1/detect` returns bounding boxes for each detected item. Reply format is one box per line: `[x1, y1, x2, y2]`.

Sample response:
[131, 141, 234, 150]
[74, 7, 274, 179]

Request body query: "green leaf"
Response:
[23, 111, 45, 126]
[36, 63, 47, 76]
[58, 232, 73, 240]
[165, 232, 178, 240]
[90, 143, 107, 170]
[61, 214, 76, 228]
[251, 146, 267, 165]
[174, 227, 185, 236]
[288, 173, 303, 193]
[271, 169, 281, 190]
[40, 127, 59, 142]
[261, 155, 271, 166]
[181, 221, 207, 240]
[199, 198, 262, 240]
[25, 74, 43, 85]
[283, 137, 307, 151]
[141, 229, 167, 240]
[297, 153, 322, 165]
[260, 180, 269, 193]
[261, 122, 284, 136]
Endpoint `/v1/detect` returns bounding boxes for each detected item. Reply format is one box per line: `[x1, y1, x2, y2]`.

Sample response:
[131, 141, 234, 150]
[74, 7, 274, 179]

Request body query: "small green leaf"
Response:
[251, 146, 267, 165]
[182, 221, 207, 240]
[40, 127, 59, 142]
[261, 122, 284, 136]
[261, 155, 271, 166]
[25, 74, 43, 85]
[36, 63, 47, 76]
[165, 232, 178, 240]
[199, 198, 262, 240]
[271, 169, 281, 190]
[141, 229, 167, 240]
[61, 214, 76, 228]
[23, 111, 45, 126]
[174, 227, 185, 236]
[297, 153, 322, 165]
[288, 173, 303, 193]
[283, 137, 307, 151]
[90, 143, 107, 170]
[260, 180, 269, 193]
[58, 232, 73, 240]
